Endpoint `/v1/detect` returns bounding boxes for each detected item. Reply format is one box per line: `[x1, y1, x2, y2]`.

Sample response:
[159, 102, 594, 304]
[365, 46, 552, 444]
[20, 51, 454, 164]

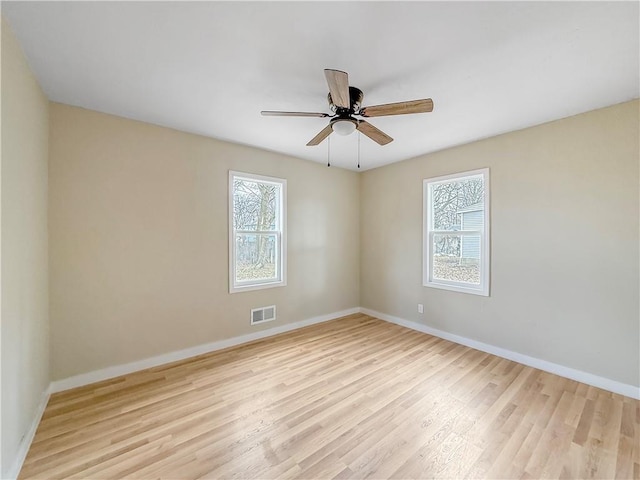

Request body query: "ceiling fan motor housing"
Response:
[328, 86, 363, 114]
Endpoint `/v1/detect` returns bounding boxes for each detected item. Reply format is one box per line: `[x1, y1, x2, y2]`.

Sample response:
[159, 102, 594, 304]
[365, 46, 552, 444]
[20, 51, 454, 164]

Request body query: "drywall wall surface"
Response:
[49, 103, 360, 380]
[360, 100, 640, 387]
[1, 17, 50, 476]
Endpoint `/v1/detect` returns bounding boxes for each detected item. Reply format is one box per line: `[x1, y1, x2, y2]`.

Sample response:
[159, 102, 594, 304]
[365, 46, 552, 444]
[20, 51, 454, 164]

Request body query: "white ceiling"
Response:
[3, 2, 639, 171]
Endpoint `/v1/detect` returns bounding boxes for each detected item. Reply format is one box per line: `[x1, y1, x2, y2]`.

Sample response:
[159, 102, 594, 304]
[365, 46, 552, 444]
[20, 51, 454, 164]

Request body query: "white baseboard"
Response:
[50, 307, 360, 394]
[12, 305, 636, 479]
[48, 305, 640, 399]
[9, 308, 358, 478]
[361, 307, 640, 400]
[6, 385, 51, 480]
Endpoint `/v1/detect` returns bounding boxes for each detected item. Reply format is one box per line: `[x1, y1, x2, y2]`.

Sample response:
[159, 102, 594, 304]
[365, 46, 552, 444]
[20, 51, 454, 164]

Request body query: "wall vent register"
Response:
[251, 305, 276, 325]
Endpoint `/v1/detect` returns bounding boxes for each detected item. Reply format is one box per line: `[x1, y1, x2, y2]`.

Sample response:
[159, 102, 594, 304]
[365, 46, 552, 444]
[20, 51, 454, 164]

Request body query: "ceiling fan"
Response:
[261, 69, 434, 146]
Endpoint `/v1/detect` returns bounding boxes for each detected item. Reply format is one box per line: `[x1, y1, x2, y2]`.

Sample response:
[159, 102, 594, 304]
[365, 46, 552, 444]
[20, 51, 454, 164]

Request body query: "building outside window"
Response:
[423, 168, 490, 296]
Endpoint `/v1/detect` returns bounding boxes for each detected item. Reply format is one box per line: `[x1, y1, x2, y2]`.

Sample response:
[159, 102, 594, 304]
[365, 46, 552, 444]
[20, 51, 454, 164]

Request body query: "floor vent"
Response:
[251, 305, 276, 325]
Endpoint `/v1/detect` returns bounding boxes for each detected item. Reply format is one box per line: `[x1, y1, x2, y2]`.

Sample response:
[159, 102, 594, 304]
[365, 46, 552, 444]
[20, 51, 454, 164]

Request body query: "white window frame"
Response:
[423, 168, 490, 296]
[229, 171, 287, 293]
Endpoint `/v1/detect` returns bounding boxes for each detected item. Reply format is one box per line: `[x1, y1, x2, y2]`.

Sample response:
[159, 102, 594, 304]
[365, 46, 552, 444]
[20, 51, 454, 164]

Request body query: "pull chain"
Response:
[357, 132, 361, 169]
[327, 135, 331, 167]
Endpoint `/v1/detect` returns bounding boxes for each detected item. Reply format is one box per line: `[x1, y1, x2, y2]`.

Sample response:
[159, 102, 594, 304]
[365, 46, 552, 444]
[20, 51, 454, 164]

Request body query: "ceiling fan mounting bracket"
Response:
[328, 86, 363, 114]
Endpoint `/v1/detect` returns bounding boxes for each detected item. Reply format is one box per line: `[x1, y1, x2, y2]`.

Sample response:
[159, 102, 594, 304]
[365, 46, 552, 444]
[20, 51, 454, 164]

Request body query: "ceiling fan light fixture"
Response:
[332, 119, 357, 136]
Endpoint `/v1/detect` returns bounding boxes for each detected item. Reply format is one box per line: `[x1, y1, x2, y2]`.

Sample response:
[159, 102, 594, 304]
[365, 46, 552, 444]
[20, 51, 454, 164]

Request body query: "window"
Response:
[423, 168, 490, 296]
[229, 171, 286, 293]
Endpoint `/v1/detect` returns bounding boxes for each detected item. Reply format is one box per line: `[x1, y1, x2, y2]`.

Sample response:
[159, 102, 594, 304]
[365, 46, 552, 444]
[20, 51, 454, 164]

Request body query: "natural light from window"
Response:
[423, 168, 490, 296]
[229, 171, 286, 293]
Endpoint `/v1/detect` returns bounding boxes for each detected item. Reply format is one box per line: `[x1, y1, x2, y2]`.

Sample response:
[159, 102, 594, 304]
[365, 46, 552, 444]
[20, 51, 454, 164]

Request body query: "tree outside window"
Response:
[229, 172, 286, 293]
[423, 169, 490, 296]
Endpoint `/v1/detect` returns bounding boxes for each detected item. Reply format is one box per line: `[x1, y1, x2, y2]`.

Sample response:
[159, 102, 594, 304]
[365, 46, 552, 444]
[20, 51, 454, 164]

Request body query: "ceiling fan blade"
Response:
[306, 125, 334, 146]
[261, 111, 330, 118]
[324, 69, 350, 109]
[360, 98, 434, 117]
[356, 120, 393, 145]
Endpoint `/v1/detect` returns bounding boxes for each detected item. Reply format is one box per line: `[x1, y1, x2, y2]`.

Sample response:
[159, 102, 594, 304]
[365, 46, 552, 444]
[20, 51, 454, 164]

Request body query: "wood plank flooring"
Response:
[20, 314, 639, 479]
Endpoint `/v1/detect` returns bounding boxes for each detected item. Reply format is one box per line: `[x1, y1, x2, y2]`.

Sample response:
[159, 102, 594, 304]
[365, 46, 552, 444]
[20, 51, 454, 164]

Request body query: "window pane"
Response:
[432, 233, 481, 285]
[431, 176, 484, 230]
[423, 169, 489, 296]
[235, 233, 278, 283]
[233, 179, 279, 231]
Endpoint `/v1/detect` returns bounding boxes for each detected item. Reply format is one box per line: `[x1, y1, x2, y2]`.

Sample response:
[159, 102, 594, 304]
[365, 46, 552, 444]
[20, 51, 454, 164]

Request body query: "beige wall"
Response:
[361, 100, 640, 387]
[1, 13, 637, 472]
[1, 18, 50, 476]
[3, 28, 637, 473]
[49, 103, 360, 380]
[47, 100, 640, 388]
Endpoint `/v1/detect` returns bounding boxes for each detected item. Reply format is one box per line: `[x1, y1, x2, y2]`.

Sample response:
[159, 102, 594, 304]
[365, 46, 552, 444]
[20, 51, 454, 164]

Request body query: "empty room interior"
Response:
[1, 2, 639, 479]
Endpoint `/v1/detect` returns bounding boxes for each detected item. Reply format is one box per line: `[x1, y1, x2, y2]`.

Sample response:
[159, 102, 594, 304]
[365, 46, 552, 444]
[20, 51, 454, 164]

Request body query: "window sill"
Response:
[230, 280, 286, 294]
[424, 281, 489, 297]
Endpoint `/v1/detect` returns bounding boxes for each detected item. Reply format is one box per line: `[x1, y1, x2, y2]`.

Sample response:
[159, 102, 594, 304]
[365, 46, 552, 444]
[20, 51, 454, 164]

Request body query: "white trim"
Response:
[360, 307, 640, 400]
[229, 170, 287, 294]
[422, 168, 490, 186]
[423, 168, 490, 297]
[10, 305, 638, 478]
[6, 386, 52, 480]
[50, 307, 359, 394]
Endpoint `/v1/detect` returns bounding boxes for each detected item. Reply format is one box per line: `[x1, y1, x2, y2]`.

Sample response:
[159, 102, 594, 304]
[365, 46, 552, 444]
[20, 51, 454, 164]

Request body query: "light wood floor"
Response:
[20, 314, 639, 479]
